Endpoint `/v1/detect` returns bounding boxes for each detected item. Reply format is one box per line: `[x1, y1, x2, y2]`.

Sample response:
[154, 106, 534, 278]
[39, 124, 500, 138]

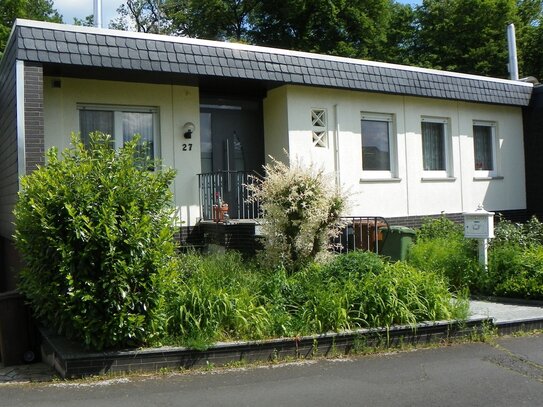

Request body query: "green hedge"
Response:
[15, 133, 177, 350]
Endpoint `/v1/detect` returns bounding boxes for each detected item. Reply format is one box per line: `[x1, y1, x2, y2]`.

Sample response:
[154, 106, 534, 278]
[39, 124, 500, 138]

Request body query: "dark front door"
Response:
[200, 97, 264, 219]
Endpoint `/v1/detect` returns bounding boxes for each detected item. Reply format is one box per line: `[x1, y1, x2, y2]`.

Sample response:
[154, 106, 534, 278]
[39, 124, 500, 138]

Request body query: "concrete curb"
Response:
[471, 295, 543, 307]
[41, 317, 491, 379]
[493, 317, 543, 335]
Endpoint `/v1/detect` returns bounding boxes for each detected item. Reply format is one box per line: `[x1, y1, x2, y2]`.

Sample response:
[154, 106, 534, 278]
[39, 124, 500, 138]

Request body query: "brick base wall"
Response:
[386, 209, 531, 229]
[178, 209, 531, 256]
[180, 221, 261, 256]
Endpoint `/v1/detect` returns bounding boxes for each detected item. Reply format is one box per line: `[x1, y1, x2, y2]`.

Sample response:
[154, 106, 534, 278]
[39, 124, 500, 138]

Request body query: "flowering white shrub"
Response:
[248, 157, 347, 272]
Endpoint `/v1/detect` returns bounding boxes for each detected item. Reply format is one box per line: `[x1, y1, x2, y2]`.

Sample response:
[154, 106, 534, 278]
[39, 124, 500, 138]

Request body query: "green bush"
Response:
[247, 157, 347, 272]
[492, 216, 543, 248]
[15, 133, 177, 350]
[409, 215, 543, 300]
[416, 216, 464, 241]
[408, 238, 480, 291]
[319, 250, 386, 280]
[408, 217, 479, 291]
[487, 244, 543, 299]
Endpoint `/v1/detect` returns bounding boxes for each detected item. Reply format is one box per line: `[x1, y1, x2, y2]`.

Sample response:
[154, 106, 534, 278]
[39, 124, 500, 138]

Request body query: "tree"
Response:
[110, 0, 167, 33]
[158, 0, 395, 58]
[163, 0, 261, 41]
[109, 0, 543, 79]
[0, 0, 61, 58]
[413, 0, 520, 77]
[516, 0, 543, 80]
[73, 15, 94, 27]
[377, 2, 418, 65]
[249, 0, 393, 59]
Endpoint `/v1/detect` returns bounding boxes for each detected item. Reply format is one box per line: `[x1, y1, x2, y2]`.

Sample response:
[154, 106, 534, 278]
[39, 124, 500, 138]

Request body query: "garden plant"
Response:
[247, 156, 347, 272]
[15, 133, 178, 350]
[408, 215, 543, 301]
[162, 250, 467, 349]
[15, 140, 469, 351]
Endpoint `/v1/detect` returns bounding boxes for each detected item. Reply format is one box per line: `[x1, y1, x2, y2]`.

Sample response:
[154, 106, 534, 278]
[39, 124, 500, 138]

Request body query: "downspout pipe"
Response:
[507, 23, 519, 81]
[333, 104, 341, 190]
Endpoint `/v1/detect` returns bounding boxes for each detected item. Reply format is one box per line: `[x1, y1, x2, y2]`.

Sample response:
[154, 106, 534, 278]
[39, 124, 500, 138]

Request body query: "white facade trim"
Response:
[16, 60, 26, 184]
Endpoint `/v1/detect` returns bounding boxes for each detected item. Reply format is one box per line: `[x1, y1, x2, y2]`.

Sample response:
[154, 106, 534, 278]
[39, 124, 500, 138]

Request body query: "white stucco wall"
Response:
[43, 77, 202, 226]
[43, 78, 526, 224]
[268, 85, 526, 218]
[263, 86, 289, 165]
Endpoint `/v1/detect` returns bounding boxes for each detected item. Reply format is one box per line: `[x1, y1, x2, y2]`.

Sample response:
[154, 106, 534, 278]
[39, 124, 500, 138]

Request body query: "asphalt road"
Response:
[1, 334, 542, 407]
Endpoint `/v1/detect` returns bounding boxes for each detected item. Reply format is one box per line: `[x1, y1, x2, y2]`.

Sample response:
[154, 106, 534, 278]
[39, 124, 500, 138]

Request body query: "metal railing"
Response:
[332, 216, 390, 254]
[198, 171, 261, 220]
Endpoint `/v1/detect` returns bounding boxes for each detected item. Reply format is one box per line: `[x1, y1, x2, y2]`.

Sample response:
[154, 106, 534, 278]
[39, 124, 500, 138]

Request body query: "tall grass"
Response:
[163, 250, 467, 348]
[408, 216, 543, 300]
[408, 217, 480, 291]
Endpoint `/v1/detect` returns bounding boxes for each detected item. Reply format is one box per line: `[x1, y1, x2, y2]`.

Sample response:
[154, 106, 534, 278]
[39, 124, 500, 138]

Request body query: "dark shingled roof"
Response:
[7, 19, 534, 106]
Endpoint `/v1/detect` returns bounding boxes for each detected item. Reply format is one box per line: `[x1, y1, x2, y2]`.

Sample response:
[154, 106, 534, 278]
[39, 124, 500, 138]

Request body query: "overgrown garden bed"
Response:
[15, 133, 537, 354]
[407, 216, 543, 301]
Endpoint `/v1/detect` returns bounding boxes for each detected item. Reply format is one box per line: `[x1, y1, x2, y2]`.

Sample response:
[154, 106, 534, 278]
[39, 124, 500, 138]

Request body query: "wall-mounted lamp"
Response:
[183, 122, 195, 139]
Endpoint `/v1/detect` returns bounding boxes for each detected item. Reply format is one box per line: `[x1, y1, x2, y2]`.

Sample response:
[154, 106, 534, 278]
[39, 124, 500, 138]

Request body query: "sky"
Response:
[53, 0, 422, 28]
[53, 0, 125, 26]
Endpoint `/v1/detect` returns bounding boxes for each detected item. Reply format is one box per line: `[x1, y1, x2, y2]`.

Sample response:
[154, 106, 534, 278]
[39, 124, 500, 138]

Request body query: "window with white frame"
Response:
[473, 121, 496, 176]
[361, 113, 395, 177]
[78, 105, 159, 160]
[421, 117, 450, 176]
[311, 108, 327, 147]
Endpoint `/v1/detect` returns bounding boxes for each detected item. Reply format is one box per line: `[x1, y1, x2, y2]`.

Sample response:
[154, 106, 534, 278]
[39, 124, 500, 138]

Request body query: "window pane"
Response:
[422, 122, 445, 171]
[361, 119, 390, 171]
[123, 112, 154, 160]
[79, 110, 114, 145]
[474, 125, 494, 170]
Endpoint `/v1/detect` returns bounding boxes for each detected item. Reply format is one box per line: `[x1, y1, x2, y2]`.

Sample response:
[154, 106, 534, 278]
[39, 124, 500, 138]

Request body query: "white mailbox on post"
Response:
[463, 205, 495, 269]
[464, 206, 495, 239]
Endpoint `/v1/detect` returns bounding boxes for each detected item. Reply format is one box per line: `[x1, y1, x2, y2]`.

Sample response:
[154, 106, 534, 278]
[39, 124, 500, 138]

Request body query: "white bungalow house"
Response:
[0, 19, 537, 290]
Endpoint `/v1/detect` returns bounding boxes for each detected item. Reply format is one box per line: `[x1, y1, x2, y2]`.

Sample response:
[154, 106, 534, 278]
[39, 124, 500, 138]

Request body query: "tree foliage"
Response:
[1, 1, 542, 83]
[249, 0, 393, 58]
[516, 0, 543, 80]
[106, 0, 543, 79]
[110, 0, 166, 33]
[0, 0, 61, 58]
[413, 0, 520, 76]
[164, 0, 260, 40]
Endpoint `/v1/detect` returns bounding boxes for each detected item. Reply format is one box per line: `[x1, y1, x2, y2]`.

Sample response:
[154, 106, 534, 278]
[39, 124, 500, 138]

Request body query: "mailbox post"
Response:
[464, 205, 494, 269]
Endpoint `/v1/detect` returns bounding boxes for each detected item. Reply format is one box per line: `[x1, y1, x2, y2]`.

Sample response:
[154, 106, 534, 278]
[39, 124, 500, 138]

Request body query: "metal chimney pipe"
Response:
[507, 23, 519, 80]
[93, 0, 102, 28]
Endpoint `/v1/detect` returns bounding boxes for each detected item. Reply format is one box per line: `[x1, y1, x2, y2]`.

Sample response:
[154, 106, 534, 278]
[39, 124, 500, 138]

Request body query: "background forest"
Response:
[2, 1, 543, 83]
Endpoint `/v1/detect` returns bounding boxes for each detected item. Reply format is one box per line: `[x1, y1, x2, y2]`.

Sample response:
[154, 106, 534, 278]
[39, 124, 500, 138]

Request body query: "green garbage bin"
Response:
[379, 226, 416, 261]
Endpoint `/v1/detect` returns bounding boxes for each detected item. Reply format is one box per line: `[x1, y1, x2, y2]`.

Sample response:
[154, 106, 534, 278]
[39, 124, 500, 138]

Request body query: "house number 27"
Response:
[182, 143, 193, 151]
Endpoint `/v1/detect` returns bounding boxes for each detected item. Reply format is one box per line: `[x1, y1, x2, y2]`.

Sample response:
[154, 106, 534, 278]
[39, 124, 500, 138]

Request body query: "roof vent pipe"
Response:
[507, 23, 519, 80]
[93, 0, 102, 28]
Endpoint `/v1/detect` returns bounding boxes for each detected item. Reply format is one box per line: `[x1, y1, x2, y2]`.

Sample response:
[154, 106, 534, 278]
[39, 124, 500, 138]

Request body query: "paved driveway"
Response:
[1, 334, 542, 407]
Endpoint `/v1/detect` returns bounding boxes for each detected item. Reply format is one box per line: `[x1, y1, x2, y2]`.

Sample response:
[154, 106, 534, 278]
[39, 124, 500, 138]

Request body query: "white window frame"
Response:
[77, 104, 160, 159]
[421, 116, 451, 178]
[473, 120, 497, 178]
[361, 112, 396, 179]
